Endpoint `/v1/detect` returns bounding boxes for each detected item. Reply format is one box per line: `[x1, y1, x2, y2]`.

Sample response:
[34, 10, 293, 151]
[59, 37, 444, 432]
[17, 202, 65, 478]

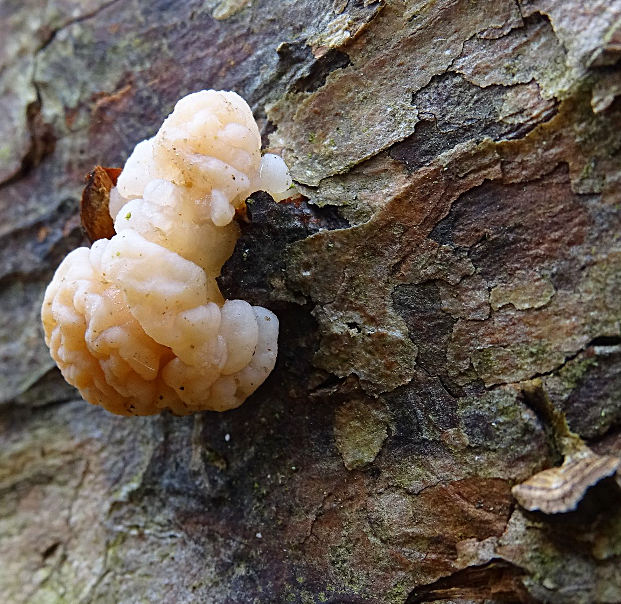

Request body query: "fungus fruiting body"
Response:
[42, 90, 291, 415]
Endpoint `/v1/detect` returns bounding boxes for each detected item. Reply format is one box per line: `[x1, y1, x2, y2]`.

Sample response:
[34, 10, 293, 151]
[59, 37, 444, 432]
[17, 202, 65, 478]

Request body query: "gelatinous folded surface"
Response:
[42, 90, 289, 415]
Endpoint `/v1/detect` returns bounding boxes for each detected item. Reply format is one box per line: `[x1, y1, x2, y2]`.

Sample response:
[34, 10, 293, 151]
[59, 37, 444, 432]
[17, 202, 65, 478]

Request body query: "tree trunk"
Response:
[2, 1, 621, 602]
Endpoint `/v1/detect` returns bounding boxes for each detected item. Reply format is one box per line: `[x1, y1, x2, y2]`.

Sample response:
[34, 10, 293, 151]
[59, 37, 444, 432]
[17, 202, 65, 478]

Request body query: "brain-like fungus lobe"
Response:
[42, 90, 292, 415]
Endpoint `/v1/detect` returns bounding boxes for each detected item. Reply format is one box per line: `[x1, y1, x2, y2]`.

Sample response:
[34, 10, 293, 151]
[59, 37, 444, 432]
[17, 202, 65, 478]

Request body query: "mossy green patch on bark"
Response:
[333, 399, 389, 470]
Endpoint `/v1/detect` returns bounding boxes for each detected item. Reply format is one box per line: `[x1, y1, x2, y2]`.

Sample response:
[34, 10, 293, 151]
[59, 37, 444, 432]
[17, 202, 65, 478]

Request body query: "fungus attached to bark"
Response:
[41, 90, 291, 415]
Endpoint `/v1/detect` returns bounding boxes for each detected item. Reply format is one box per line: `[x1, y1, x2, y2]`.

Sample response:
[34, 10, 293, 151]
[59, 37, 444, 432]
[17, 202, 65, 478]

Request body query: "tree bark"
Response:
[2, 1, 621, 602]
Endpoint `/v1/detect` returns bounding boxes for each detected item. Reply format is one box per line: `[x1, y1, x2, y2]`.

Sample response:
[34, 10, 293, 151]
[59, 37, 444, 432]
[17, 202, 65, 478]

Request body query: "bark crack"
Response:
[480, 334, 618, 394]
[404, 558, 534, 604]
[35, 0, 124, 55]
[0, 0, 124, 191]
[300, 488, 334, 548]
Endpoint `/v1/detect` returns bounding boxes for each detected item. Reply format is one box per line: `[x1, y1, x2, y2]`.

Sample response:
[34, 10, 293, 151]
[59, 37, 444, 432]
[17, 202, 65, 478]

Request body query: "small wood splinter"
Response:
[80, 166, 121, 242]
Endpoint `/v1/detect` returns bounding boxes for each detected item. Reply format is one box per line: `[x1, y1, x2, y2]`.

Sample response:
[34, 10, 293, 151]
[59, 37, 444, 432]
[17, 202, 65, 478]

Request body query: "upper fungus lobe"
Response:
[41, 90, 290, 416]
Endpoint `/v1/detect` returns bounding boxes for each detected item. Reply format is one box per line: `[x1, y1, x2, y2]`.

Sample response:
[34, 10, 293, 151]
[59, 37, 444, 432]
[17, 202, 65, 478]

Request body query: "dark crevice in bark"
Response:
[0, 391, 83, 418]
[308, 373, 349, 399]
[588, 335, 621, 347]
[290, 49, 352, 94]
[519, 382, 567, 465]
[405, 559, 535, 604]
[41, 541, 62, 559]
[0, 94, 56, 191]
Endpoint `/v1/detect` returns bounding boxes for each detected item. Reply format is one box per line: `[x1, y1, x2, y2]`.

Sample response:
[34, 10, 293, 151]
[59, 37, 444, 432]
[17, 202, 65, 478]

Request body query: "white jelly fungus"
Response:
[41, 90, 290, 415]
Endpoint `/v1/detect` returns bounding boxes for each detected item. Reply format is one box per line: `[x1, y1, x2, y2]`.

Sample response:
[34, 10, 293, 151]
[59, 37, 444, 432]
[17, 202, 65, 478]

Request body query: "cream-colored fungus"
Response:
[42, 90, 290, 415]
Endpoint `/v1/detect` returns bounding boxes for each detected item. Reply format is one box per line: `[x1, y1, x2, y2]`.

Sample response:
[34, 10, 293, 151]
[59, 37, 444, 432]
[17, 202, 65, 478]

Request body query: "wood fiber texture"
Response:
[1, 1, 621, 602]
